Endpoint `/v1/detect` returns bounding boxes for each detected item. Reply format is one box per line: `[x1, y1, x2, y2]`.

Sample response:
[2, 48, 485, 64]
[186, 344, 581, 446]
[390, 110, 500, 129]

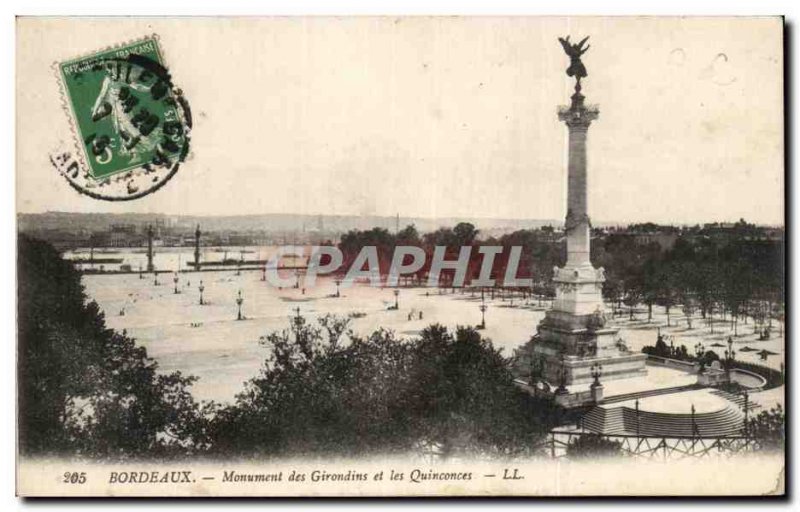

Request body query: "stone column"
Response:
[558, 95, 598, 269]
[194, 224, 201, 270]
[146, 224, 154, 272]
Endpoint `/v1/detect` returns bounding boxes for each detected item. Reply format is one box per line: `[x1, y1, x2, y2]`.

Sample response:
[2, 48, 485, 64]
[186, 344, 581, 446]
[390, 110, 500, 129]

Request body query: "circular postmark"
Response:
[53, 39, 192, 201]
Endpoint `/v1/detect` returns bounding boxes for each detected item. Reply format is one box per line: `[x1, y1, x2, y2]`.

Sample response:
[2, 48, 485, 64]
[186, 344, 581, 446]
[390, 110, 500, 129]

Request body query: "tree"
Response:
[642, 260, 659, 323]
[721, 258, 752, 337]
[17, 235, 209, 458]
[750, 299, 768, 336]
[603, 277, 622, 318]
[622, 278, 643, 320]
[681, 294, 697, 329]
[748, 404, 785, 452]
[656, 263, 678, 327]
[396, 224, 421, 246]
[452, 222, 479, 247]
[700, 349, 720, 367]
[209, 318, 550, 458]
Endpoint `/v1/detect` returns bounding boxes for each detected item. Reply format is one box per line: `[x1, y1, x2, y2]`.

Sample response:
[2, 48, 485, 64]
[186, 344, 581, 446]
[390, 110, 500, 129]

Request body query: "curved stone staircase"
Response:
[710, 389, 762, 411]
[600, 384, 701, 405]
[581, 403, 745, 437]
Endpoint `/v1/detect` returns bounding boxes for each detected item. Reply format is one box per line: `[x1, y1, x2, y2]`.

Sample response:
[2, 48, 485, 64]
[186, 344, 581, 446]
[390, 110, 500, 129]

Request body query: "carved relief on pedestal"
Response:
[586, 307, 607, 330]
[555, 281, 579, 294]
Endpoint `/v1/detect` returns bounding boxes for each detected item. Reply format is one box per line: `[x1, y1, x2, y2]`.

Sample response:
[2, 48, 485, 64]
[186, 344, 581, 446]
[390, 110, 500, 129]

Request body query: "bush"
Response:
[748, 404, 785, 451]
[734, 360, 784, 389]
[566, 433, 623, 459]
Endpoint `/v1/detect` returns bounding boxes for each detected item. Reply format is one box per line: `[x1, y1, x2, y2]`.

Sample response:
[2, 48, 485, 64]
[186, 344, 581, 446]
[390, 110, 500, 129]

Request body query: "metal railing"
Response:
[549, 429, 758, 460]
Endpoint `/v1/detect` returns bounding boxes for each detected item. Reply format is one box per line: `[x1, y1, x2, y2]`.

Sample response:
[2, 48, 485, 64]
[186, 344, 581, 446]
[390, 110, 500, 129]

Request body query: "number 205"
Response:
[63, 472, 86, 484]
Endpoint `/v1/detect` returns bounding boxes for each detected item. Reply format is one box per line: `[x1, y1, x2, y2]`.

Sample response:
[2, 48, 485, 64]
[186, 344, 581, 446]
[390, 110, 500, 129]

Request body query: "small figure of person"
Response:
[419, 311, 423, 320]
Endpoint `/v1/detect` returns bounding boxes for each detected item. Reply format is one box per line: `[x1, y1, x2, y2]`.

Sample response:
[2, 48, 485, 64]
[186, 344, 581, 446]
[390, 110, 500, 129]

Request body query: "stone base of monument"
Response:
[531, 316, 648, 408]
[538, 351, 649, 385]
[536, 354, 648, 408]
[532, 308, 648, 386]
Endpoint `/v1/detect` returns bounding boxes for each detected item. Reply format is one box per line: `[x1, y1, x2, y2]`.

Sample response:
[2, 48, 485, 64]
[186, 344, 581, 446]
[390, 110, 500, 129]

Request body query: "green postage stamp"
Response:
[54, 35, 191, 200]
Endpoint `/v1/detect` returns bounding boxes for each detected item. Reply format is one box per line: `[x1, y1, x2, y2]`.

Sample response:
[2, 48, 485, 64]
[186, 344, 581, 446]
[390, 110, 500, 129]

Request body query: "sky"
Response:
[16, 17, 784, 225]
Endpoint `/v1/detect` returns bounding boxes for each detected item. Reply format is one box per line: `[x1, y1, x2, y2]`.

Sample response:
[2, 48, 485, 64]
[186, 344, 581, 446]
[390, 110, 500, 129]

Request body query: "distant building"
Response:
[626, 232, 679, 251]
[699, 221, 784, 242]
[107, 224, 140, 247]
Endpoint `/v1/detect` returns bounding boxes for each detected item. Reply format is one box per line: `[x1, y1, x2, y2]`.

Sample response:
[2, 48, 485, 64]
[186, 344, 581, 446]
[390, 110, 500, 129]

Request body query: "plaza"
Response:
[80, 256, 785, 408]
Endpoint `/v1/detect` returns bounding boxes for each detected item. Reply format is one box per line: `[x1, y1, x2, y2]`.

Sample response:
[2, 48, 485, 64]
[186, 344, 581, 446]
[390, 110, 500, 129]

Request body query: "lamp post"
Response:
[261, 265, 266, 282]
[393, 289, 400, 309]
[695, 342, 705, 373]
[555, 355, 568, 395]
[292, 306, 304, 342]
[138, 264, 143, 279]
[173, 272, 179, 294]
[742, 390, 750, 437]
[236, 290, 244, 320]
[479, 303, 488, 329]
[153, 272, 159, 286]
[334, 279, 341, 298]
[725, 336, 736, 380]
[293, 306, 302, 328]
[198, 280, 205, 305]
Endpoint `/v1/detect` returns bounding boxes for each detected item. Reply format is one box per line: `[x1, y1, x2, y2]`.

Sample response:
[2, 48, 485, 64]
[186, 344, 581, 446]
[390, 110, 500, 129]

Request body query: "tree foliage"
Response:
[748, 404, 785, 452]
[597, 225, 783, 331]
[17, 235, 210, 459]
[208, 318, 550, 458]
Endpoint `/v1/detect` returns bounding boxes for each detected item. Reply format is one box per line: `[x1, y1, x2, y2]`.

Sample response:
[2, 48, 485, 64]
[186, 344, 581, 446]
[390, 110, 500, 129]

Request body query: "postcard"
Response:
[15, 16, 785, 497]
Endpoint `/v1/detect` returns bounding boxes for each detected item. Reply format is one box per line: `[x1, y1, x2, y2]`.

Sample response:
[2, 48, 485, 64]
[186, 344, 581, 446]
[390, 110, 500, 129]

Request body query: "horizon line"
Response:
[16, 210, 786, 229]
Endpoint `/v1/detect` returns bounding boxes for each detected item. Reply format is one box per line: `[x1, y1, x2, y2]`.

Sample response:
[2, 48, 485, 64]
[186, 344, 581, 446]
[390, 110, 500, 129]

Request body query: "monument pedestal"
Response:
[532, 262, 647, 388]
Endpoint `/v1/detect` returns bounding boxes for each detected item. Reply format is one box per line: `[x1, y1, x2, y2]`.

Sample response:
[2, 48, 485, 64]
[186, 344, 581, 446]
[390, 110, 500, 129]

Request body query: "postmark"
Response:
[53, 35, 192, 200]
